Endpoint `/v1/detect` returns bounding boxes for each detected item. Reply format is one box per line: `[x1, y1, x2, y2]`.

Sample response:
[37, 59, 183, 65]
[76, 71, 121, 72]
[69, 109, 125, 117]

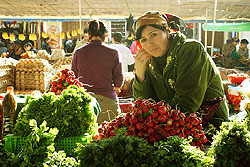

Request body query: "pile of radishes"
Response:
[50, 68, 83, 95]
[93, 99, 207, 150]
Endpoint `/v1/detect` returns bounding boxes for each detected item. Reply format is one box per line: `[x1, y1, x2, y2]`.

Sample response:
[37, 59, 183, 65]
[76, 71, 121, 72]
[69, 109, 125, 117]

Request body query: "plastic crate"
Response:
[4, 134, 92, 154]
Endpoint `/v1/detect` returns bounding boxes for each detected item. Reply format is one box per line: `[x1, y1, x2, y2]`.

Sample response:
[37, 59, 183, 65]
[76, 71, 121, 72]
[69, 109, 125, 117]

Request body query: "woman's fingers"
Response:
[134, 49, 152, 65]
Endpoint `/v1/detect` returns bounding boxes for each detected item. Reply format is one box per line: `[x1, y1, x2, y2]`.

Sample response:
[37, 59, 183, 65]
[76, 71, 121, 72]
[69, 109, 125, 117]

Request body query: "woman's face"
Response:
[139, 26, 169, 57]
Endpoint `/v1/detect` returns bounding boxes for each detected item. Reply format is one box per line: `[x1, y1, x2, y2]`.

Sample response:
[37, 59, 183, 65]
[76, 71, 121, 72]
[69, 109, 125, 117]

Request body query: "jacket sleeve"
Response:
[170, 41, 215, 113]
[132, 67, 154, 100]
[112, 51, 124, 88]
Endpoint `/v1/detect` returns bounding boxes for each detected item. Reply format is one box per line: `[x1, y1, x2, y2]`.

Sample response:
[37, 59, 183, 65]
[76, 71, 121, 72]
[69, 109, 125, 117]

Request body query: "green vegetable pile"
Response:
[14, 85, 97, 138]
[208, 119, 250, 167]
[76, 134, 212, 167]
[77, 134, 155, 167]
[18, 119, 60, 167]
[153, 136, 213, 167]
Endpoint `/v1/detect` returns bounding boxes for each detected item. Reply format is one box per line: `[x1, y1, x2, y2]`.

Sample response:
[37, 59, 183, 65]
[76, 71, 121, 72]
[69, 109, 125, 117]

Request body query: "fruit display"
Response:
[15, 59, 52, 92]
[36, 50, 50, 60]
[50, 56, 72, 69]
[227, 73, 249, 84]
[93, 99, 207, 150]
[227, 85, 245, 111]
[49, 68, 82, 95]
[20, 51, 36, 59]
[14, 89, 42, 96]
[0, 58, 15, 93]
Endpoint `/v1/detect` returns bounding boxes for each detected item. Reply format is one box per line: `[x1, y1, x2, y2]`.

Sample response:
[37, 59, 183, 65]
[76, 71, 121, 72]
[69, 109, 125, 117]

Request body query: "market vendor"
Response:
[132, 11, 229, 127]
[221, 37, 244, 68]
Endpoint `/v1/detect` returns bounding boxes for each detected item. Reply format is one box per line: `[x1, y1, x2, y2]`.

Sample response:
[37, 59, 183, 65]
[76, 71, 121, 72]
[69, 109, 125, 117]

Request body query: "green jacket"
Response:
[133, 32, 229, 127]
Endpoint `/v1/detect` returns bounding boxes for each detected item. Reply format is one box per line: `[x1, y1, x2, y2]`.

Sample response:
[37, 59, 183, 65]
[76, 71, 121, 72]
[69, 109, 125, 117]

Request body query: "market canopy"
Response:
[0, 0, 250, 21]
[202, 22, 250, 31]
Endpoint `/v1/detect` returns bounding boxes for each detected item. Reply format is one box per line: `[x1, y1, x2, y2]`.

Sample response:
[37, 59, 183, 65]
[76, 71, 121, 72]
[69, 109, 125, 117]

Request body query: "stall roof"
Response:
[0, 0, 249, 21]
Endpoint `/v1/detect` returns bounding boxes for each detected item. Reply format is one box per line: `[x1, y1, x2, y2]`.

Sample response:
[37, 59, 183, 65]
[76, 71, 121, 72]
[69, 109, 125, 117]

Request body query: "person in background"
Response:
[42, 37, 51, 54]
[0, 41, 8, 56]
[71, 20, 124, 125]
[132, 11, 228, 127]
[110, 32, 135, 72]
[7, 42, 23, 60]
[23, 42, 38, 54]
[238, 39, 249, 59]
[221, 37, 243, 68]
[65, 38, 77, 53]
[73, 28, 90, 53]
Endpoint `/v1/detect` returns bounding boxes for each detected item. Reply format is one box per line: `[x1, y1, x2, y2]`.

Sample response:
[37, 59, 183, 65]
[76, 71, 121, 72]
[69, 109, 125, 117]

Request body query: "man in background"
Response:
[110, 32, 134, 72]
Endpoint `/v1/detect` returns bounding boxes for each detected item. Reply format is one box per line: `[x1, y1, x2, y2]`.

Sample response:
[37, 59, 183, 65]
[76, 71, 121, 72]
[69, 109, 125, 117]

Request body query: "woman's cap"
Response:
[135, 11, 170, 31]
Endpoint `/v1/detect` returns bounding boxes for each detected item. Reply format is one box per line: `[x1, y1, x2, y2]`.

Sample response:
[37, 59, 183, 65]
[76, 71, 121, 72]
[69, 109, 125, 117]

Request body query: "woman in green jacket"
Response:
[132, 11, 229, 127]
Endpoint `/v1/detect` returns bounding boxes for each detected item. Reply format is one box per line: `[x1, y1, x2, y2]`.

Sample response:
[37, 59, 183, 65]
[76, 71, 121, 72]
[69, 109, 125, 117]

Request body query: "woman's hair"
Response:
[136, 24, 167, 40]
[88, 20, 107, 40]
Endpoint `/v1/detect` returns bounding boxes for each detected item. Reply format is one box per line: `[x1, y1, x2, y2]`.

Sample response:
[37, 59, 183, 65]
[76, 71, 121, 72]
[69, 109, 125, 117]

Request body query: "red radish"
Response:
[201, 137, 207, 144]
[165, 104, 171, 112]
[191, 118, 199, 126]
[142, 106, 149, 113]
[170, 129, 176, 135]
[152, 111, 159, 119]
[193, 133, 200, 139]
[125, 113, 131, 120]
[185, 117, 191, 122]
[142, 126, 148, 132]
[147, 128, 154, 134]
[129, 117, 138, 125]
[190, 113, 197, 118]
[152, 119, 159, 125]
[196, 124, 202, 130]
[158, 106, 167, 114]
[164, 125, 171, 131]
[165, 111, 173, 118]
[196, 140, 202, 146]
[186, 123, 193, 129]
[138, 131, 144, 137]
[190, 142, 196, 146]
[185, 129, 191, 136]
[153, 125, 161, 130]
[179, 118, 185, 126]
[173, 114, 180, 121]
[136, 123, 143, 130]
[173, 121, 180, 128]
[158, 114, 167, 122]
[152, 104, 159, 110]
[147, 121, 154, 128]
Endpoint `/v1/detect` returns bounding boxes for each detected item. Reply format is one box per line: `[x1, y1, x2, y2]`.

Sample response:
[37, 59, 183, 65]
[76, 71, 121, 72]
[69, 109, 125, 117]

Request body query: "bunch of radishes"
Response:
[93, 99, 207, 150]
[50, 68, 83, 95]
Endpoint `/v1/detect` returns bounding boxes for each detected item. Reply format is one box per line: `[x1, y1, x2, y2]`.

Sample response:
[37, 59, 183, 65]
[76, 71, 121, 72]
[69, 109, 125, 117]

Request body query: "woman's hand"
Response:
[134, 48, 152, 82]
